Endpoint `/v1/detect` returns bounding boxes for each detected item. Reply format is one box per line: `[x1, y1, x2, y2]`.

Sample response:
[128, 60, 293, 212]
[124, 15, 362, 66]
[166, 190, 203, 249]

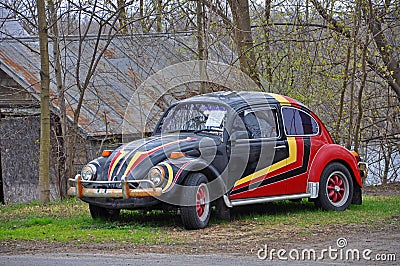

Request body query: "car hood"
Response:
[100, 134, 219, 181]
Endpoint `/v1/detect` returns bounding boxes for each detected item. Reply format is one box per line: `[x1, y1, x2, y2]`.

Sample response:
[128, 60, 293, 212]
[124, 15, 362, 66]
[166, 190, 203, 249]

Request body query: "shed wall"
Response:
[0, 115, 60, 203]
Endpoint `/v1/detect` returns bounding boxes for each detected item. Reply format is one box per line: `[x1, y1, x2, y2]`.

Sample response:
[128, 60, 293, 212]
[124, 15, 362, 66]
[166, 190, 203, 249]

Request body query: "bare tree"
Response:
[37, 0, 50, 203]
[311, 0, 400, 102]
[228, 0, 261, 87]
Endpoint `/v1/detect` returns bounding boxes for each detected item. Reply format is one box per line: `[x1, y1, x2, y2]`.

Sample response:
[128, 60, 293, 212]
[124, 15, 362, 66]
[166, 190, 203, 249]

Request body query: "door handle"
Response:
[274, 145, 286, 150]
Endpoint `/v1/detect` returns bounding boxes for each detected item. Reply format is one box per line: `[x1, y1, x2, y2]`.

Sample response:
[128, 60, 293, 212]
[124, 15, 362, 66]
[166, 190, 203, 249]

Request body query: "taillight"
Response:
[350, 150, 360, 163]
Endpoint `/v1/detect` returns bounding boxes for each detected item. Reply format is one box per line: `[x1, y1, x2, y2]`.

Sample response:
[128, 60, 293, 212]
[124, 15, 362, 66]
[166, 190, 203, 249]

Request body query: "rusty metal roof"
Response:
[0, 32, 234, 137]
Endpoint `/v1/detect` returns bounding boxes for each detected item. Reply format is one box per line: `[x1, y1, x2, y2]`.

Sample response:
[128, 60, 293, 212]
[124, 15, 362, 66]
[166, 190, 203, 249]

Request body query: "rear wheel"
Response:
[180, 173, 211, 229]
[89, 204, 120, 220]
[315, 162, 353, 211]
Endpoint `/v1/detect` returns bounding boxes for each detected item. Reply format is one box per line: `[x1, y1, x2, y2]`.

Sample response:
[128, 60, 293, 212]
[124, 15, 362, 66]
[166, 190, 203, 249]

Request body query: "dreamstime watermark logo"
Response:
[257, 237, 397, 262]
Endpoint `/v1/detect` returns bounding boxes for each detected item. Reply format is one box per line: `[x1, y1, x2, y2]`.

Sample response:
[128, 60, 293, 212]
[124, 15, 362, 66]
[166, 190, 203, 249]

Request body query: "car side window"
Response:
[282, 107, 319, 136]
[233, 108, 278, 139]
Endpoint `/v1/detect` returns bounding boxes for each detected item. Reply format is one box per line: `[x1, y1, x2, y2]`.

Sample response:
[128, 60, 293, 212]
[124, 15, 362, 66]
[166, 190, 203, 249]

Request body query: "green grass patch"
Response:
[230, 196, 400, 228]
[0, 196, 398, 244]
[0, 199, 167, 244]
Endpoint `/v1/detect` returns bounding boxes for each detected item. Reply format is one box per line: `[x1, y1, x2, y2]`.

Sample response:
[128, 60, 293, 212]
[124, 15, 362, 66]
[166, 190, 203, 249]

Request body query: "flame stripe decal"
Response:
[230, 137, 310, 197]
[122, 137, 196, 178]
[233, 137, 297, 187]
[108, 150, 125, 180]
[266, 93, 290, 105]
[160, 162, 174, 192]
[164, 161, 192, 193]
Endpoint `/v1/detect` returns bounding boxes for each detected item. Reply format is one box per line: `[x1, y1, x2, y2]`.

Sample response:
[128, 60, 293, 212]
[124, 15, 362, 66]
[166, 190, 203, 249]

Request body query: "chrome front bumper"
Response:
[68, 175, 162, 199]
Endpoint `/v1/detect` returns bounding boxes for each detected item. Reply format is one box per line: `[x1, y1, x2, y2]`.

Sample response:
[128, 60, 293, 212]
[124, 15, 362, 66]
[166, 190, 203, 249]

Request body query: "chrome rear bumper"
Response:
[358, 162, 368, 180]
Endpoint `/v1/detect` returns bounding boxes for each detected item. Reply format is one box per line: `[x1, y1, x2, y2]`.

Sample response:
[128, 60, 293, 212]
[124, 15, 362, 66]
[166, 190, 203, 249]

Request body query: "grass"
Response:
[0, 199, 167, 244]
[0, 196, 398, 244]
[233, 196, 399, 224]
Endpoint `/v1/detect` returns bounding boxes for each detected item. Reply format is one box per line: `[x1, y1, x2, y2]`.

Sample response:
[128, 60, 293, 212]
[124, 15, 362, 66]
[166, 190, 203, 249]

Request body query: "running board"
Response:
[230, 193, 311, 207]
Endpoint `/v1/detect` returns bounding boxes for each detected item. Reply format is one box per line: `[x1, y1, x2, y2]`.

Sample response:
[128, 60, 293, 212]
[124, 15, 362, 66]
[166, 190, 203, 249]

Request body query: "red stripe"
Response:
[107, 150, 122, 178]
[282, 95, 300, 105]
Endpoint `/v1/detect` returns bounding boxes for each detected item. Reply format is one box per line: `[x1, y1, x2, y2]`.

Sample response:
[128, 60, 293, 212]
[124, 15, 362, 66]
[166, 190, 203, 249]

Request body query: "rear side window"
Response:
[282, 107, 319, 136]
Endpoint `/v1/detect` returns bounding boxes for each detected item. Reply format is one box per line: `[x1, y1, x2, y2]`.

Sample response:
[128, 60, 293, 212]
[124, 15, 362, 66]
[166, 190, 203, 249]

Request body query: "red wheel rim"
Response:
[196, 186, 206, 217]
[327, 174, 345, 203]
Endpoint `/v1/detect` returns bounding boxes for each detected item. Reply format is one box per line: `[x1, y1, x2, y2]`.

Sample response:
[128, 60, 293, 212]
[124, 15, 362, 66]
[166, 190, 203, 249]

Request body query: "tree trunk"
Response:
[197, 0, 207, 94]
[381, 141, 391, 184]
[49, 0, 68, 198]
[140, 0, 147, 33]
[117, 0, 128, 34]
[156, 0, 162, 32]
[264, 0, 272, 84]
[37, 0, 50, 203]
[354, 37, 369, 152]
[346, 2, 361, 150]
[228, 0, 261, 88]
[346, 43, 357, 150]
[334, 45, 351, 144]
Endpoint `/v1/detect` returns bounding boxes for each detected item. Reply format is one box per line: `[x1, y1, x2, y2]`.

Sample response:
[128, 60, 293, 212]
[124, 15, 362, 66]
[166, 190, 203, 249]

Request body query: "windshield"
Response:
[156, 103, 227, 134]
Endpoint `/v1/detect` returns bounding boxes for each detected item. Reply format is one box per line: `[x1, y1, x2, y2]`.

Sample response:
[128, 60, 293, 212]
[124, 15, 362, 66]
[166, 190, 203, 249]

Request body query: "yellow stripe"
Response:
[160, 162, 174, 192]
[123, 151, 146, 177]
[109, 151, 126, 178]
[266, 93, 290, 105]
[233, 137, 297, 187]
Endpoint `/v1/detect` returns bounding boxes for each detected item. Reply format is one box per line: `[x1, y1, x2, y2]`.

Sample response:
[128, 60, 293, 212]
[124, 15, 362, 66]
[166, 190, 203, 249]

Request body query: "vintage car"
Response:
[68, 91, 367, 229]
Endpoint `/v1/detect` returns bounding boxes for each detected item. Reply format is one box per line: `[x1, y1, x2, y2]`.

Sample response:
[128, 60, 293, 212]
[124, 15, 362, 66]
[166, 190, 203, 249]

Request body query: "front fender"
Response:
[308, 144, 362, 187]
[159, 157, 227, 201]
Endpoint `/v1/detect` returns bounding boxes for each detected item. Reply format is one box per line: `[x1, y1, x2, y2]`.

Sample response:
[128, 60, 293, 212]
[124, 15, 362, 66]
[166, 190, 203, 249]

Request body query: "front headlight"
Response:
[147, 166, 165, 187]
[81, 164, 97, 181]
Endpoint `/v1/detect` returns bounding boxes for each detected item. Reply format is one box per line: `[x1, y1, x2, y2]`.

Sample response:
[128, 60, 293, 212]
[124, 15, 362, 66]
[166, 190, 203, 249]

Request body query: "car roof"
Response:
[179, 91, 309, 111]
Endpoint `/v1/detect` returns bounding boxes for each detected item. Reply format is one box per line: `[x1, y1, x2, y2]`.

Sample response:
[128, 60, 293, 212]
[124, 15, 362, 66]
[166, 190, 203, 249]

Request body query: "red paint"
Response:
[307, 144, 362, 187]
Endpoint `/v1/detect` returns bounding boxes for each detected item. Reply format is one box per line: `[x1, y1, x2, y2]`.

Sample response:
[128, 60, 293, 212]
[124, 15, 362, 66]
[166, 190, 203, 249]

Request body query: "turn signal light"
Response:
[101, 150, 113, 157]
[169, 152, 186, 159]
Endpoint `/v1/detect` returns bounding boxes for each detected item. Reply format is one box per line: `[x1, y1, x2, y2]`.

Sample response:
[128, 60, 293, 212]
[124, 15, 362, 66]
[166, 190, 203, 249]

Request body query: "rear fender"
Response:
[308, 144, 362, 187]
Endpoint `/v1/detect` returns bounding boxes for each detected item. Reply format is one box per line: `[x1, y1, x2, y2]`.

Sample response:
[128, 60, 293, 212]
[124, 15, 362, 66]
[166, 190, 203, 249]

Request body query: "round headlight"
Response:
[147, 166, 165, 187]
[81, 164, 97, 181]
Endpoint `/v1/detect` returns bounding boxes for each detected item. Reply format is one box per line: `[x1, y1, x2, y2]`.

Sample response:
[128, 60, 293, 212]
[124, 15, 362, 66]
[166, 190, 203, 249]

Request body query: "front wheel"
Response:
[89, 204, 120, 220]
[180, 173, 211, 229]
[315, 162, 353, 211]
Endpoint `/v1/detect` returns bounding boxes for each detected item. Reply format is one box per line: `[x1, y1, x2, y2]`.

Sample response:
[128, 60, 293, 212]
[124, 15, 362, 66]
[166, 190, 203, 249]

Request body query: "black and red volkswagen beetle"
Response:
[68, 91, 367, 229]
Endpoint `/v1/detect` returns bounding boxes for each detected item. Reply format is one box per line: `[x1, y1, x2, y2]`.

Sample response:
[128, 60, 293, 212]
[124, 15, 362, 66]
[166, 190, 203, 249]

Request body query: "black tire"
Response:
[315, 162, 354, 211]
[215, 196, 231, 221]
[89, 204, 120, 220]
[180, 173, 211, 229]
[352, 184, 362, 205]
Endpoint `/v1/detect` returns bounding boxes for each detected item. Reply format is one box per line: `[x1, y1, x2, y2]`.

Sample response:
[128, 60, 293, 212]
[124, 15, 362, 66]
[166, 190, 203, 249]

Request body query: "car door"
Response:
[228, 105, 290, 199]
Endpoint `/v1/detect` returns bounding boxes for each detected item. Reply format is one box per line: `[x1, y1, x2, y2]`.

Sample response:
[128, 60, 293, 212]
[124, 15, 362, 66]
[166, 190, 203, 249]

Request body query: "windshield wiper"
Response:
[193, 128, 223, 134]
[164, 129, 196, 134]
